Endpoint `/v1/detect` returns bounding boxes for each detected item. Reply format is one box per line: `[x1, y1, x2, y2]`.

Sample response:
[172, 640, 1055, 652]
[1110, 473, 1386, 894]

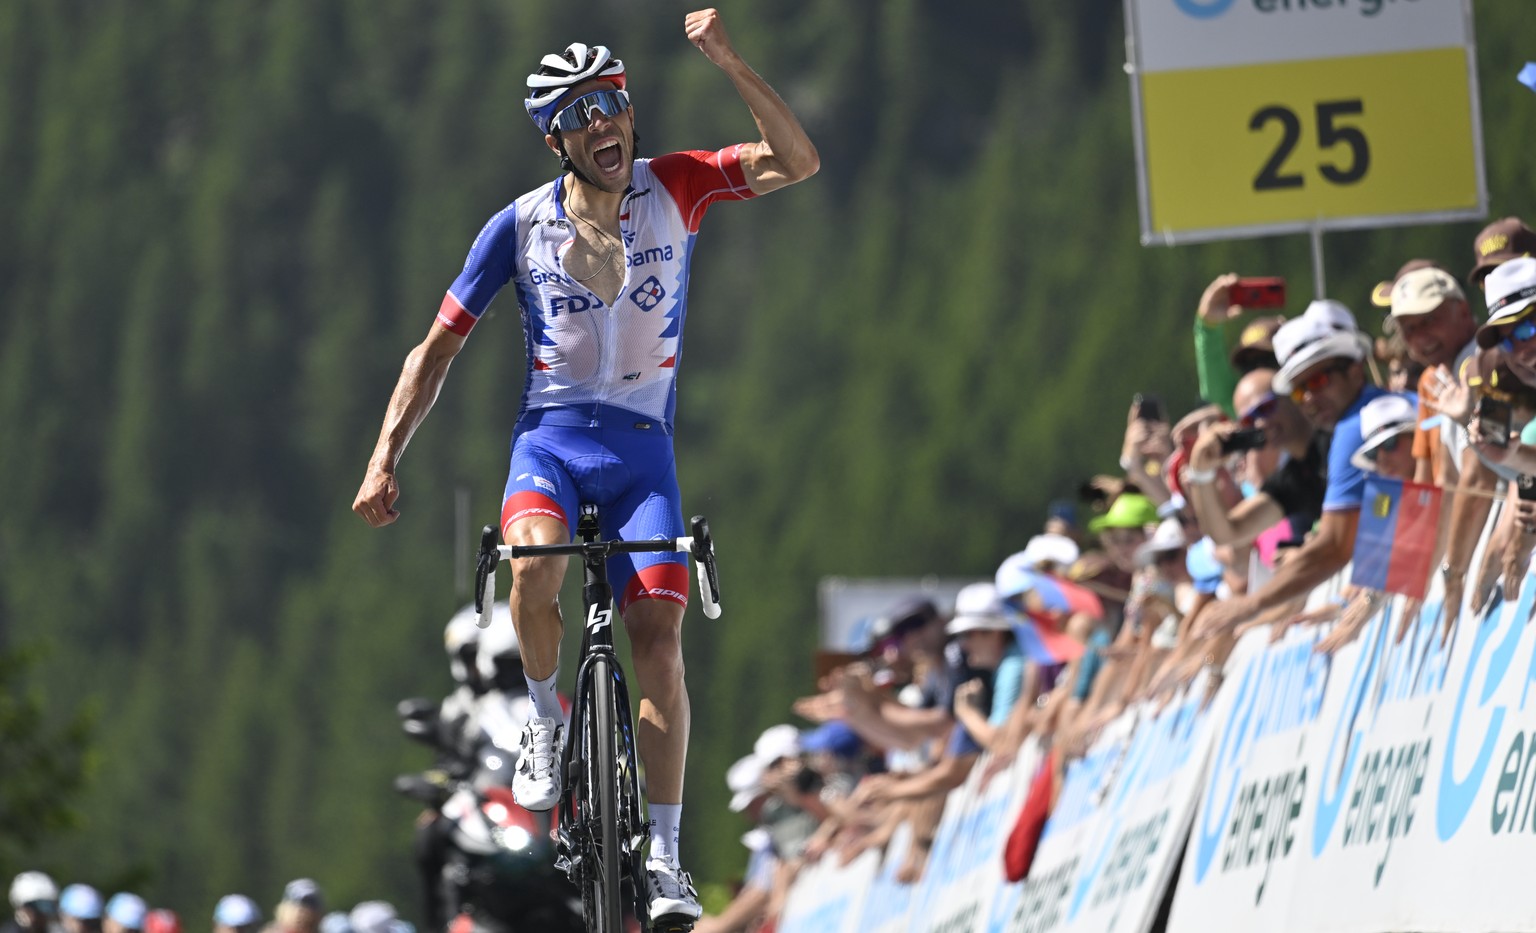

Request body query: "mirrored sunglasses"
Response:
[1288, 361, 1350, 403]
[1501, 319, 1536, 353]
[551, 88, 631, 133]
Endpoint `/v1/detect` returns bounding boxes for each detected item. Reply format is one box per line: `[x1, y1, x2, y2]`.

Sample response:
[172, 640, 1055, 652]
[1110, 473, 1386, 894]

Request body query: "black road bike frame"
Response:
[474, 505, 720, 933]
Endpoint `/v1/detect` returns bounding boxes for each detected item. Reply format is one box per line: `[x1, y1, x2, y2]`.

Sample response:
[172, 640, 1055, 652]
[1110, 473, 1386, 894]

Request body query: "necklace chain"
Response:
[567, 206, 621, 283]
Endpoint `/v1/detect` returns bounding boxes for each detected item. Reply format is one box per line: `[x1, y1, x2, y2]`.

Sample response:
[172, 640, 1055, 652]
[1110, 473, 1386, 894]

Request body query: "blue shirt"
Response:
[1322, 385, 1394, 513]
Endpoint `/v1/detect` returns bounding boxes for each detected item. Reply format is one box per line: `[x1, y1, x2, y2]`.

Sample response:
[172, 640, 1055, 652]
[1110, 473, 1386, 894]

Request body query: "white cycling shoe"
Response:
[645, 859, 703, 923]
[512, 716, 563, 811]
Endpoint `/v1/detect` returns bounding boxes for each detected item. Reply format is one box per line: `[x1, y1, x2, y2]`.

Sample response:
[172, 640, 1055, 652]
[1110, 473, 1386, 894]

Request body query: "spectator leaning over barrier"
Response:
[1197, 302, 1391, 639]
[692, 759, 776, 933]
[947, 583, 1024, 753]
[1303, 394, 1424, 653]
[793, 597, 960, 772]
[1186, 367, 1323, 555]
[1194, 272, 1286, 418]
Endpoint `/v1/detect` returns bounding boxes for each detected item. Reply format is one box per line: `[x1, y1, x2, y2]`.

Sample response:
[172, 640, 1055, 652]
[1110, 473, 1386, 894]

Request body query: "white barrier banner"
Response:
[1168, 572, 1536, 933]
[777, 844, 881, 933]
[1002, 676, 1217, 933]
[910, 742, 1040, 933]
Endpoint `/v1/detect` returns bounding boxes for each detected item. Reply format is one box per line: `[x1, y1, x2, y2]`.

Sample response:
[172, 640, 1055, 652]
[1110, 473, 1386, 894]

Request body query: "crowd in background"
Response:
[4, 876, 412, 933]
[690, 216, 1536, 933]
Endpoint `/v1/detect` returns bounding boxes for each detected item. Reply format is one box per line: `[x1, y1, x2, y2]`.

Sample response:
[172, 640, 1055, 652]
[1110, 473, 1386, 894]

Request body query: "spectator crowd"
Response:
[16, 219, 1536, 933]
[5, 876, 413, 933]
[690, 217, 1536, 933]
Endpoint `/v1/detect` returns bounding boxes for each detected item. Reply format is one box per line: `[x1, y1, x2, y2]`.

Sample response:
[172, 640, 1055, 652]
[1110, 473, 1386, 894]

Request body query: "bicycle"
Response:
[473, 504, 721, 933]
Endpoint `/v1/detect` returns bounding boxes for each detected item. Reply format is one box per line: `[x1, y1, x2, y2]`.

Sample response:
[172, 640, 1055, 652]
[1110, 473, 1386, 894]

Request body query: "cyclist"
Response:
[352, 9, 817, 923]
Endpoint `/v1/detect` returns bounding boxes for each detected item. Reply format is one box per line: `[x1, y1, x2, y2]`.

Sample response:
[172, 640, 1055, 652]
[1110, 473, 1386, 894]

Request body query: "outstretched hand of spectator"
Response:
[1197, 273, 1244, 326]
[1314, 591, 1381, 655]
[1423, 364, 1474, 426]
[1194, 593, 1260, 638]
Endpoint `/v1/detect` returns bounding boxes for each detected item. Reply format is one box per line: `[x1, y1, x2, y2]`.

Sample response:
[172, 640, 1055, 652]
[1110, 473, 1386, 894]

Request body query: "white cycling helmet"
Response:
[525, 42, 626, 135]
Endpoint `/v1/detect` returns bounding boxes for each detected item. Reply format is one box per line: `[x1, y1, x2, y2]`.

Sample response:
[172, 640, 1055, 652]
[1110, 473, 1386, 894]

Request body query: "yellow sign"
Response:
[1126, 0, 1484, 243]
[1142, 48, 1478, 235]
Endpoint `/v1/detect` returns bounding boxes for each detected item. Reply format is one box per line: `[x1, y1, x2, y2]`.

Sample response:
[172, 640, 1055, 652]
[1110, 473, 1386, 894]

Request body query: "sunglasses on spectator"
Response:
[551, 88, 631, 133]
[1239, 393, 1279, 426]
[1362, 429, 1410, 462]
[1501, 319, 1536, 353]
[1288, 361, 1351, 403]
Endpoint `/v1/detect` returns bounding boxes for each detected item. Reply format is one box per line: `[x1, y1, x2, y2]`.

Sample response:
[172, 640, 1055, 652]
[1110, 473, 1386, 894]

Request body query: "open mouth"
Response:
[593, 139, 622, 173]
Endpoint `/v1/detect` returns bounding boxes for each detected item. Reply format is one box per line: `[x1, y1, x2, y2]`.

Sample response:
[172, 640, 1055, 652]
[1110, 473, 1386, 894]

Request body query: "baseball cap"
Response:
[800, 720, 863, 758]
[726, 753, 768, 812]
[753, 724, 801, 764]
[1185, 536, 1225, 595]
[1471, 216, 1536, 286]
[213, 895, 261, 928]
[1389, 267, 1466, 317]
[1229, 315, 1286, 371]
[60, 885, 103, 921]
[1272, 301, 1365, 395]
[1086, 493, 1159, 534]
[950, 580, 1011, 633]
[879, 596, 940, 639]
[10, 872, 59, 911]
[1475, 257, 1536, 347]
[106, 894, 147, 930]
[1349, 394, 1418, 471]
[1371, 258, 1448, 308]
[318, 914, 352, 933]
[281, 880, 323, 911]
[1016, 533, 1081, 572]
[1134, 518, 1187, 566]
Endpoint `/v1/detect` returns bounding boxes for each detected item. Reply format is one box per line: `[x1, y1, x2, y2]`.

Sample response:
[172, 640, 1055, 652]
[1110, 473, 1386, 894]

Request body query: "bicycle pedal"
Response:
[650, 922, 695, 933]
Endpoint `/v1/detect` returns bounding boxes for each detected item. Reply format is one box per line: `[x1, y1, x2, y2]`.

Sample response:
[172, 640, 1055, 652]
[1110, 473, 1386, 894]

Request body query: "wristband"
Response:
[1184, 466, 1218, 485]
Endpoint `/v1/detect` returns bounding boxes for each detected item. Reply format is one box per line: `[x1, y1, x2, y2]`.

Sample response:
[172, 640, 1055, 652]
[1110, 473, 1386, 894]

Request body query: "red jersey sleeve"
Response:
[647, 146, 757, 234]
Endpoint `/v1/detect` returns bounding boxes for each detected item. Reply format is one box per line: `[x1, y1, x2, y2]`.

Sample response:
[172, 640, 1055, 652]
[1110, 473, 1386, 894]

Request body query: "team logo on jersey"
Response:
[631, 276, 666, 311]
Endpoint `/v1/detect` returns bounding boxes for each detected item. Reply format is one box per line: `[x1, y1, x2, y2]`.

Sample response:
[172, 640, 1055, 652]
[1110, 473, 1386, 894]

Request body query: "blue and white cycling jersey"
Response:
[436, 147, 756, 433]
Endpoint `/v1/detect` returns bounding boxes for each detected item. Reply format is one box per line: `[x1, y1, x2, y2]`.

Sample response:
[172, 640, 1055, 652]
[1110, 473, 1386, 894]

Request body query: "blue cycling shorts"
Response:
[501, 407, 688, 612]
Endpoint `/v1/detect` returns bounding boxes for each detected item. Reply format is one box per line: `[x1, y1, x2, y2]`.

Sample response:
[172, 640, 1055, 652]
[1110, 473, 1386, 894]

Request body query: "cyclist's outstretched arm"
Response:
[353, 322, 467, 527]
[685, 9, 819, 194]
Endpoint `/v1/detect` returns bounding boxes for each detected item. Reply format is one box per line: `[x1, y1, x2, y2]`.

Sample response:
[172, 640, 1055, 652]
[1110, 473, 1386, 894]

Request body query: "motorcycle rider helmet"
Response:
[475, 609, 523, 692]
[443, 606, 484, 688]
[524, 43, 626, 137]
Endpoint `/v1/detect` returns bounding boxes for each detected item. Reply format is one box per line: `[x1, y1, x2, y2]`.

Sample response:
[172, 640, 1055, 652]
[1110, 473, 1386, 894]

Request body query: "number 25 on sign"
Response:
[1142, 47, 1478, 233]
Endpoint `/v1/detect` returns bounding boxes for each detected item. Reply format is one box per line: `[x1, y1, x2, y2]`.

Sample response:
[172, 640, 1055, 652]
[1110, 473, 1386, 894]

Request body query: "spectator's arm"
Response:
[1185, 422, 1284, 546]
[1195, 273, 1242, 418]
[1441, 446, 1498, 626]
[840, 698, 952, 752]
[878, 751, 978, 801]
[693, 884, 771, 933]
[1195, 508, 1359, 635]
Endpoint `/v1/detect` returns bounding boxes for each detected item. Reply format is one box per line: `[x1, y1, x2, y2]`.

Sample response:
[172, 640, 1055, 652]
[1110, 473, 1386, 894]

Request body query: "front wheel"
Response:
[580, 656, 624, 933]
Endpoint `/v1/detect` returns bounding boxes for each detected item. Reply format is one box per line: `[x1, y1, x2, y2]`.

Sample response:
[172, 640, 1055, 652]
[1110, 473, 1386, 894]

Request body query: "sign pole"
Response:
[1310, 226, 1326, 300]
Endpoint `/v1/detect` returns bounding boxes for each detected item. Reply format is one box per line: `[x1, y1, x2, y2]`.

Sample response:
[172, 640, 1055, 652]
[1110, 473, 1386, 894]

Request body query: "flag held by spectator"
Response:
[1351, 476, 1441, 600]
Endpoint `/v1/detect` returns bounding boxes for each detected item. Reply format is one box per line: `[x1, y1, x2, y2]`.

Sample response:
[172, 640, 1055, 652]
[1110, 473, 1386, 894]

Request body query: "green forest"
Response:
[2, 0, 1533, 915]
